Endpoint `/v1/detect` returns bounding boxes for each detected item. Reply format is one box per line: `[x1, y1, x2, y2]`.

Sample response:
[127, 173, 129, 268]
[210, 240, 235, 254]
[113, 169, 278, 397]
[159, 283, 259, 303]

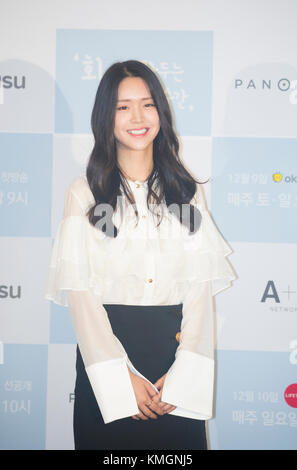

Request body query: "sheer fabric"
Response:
[45, 175, 237, 423]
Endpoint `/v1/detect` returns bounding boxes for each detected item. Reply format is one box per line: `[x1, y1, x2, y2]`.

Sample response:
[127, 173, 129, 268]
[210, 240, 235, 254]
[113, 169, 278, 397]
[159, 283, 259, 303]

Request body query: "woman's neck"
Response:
[117, 149, 154, 182]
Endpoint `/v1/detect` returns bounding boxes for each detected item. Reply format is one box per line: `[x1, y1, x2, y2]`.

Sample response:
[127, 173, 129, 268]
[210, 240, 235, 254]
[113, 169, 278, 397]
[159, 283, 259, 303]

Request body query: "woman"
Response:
[45, 60, 236, 450]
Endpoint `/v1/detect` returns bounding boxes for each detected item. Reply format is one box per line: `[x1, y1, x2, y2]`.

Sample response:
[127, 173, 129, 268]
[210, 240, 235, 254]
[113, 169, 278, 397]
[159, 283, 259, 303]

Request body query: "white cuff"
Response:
[86, 357, 139, 424]
[161, 349, 214, 420]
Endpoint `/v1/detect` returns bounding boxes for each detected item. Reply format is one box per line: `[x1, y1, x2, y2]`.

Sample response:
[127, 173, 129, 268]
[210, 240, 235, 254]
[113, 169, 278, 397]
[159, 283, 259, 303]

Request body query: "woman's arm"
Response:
[160, 279, 215, 419]
[160, 182, 236, 420]
[45, 178, 163, 423]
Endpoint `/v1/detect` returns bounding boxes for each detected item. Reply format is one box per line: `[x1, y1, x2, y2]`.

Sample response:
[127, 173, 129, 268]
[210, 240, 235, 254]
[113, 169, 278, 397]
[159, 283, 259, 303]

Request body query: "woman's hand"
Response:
[127, 369, 166, 421]
[153, 373, 177, 414]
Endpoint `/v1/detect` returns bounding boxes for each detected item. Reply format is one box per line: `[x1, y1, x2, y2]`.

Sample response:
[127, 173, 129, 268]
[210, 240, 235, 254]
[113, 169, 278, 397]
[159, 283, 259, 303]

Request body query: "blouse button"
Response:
[141, 215, 146, 219]
[175, 331, 181, 343]
[136, 184, 140, 188]
[147, 278, 153, 283]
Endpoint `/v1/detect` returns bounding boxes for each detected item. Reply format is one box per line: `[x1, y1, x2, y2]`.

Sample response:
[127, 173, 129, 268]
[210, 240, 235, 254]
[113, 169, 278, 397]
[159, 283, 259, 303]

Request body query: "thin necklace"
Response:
[119, 165, 152, 183]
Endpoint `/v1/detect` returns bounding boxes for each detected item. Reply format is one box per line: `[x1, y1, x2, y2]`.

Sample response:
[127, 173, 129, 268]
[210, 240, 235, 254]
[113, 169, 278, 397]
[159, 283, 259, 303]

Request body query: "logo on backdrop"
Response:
[272, 172, 297, 183]
[0, 75, 26, 89]
[261, 281, 296, 312]
[284, 384, 297, 408]
[234, 78, 291, 91]
[0, 285, 21, 299]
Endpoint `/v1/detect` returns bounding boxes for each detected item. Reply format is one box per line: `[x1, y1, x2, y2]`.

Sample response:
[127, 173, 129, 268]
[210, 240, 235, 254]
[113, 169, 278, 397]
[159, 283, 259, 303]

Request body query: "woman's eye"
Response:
[117, 103, 155, 110]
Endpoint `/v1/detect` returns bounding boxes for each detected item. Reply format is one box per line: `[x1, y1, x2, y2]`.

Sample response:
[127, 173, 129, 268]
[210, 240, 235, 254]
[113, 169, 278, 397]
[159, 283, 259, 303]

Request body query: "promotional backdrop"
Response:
[1, 0, 297, 450]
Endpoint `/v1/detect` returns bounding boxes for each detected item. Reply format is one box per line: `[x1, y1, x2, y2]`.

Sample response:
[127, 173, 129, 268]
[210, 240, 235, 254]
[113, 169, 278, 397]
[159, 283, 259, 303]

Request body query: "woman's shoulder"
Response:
[67, 174, 95, 211]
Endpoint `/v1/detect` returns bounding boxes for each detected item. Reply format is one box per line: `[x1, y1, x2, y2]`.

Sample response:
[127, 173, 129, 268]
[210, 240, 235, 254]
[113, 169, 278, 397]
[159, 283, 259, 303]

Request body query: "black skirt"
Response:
[73, 303, 207, 450]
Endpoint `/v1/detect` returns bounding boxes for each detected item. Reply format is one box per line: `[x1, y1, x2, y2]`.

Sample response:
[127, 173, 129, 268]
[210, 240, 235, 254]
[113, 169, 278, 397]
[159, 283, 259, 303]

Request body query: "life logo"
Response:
[272, 172, 297, 183]
[284, 384, 297, 408]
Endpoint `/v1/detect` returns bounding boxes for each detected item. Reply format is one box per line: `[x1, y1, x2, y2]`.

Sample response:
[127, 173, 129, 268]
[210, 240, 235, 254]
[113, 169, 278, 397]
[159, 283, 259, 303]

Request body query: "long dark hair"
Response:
[86, 59, 208, 237]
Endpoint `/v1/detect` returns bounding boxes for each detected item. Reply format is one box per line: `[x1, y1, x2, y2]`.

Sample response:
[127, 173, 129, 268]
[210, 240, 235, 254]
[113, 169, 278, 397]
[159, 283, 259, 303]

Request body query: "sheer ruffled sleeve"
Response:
[44, 177, 139, 423]
[44, 186, 96, 306]
[161, 183, 237, 420]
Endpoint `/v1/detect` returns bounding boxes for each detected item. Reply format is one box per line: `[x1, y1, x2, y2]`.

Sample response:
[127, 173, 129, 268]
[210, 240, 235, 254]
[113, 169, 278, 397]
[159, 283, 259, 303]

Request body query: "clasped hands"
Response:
[128, 369, 176, 421]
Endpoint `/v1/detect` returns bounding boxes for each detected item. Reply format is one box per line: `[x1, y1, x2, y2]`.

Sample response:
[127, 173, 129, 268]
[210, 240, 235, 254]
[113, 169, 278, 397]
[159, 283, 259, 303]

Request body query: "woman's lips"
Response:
[127, 128, 150, 137]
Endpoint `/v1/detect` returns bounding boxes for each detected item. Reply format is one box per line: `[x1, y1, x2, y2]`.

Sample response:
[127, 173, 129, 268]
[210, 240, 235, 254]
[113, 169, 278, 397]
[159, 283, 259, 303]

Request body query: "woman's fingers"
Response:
[135, 399, 171, 420]
[154, 377, 163, 390]
[129, 373, 173, 420]
[146, 382, 174, 415]
[162, 404, 176, 413]
[133, 410, 148, 420]
[152, 394, 176, 413]
[136, 405, 155, 420]
[141, 401, 159, 419]
[144, 384, 165, 416]
[132, 402, 176, 420]
[147, 400, 166, 416]
[136, 397, 163, 420]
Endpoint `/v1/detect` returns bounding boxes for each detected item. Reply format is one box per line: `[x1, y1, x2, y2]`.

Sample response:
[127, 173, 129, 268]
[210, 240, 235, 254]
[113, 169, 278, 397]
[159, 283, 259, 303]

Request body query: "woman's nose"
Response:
[131, 105, 144, 122]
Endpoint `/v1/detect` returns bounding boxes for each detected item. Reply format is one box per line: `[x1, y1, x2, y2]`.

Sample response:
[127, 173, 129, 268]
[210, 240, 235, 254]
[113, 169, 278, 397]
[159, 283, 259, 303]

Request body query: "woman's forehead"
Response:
[117, 77, 151, 99]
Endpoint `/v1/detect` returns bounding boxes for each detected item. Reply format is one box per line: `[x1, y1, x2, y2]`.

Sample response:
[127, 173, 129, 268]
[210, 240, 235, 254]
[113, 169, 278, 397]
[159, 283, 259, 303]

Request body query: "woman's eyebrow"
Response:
[117, 97, 153, 102]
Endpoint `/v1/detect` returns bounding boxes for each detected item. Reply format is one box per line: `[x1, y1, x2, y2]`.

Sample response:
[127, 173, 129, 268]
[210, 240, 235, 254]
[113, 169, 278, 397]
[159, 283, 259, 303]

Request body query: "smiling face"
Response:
[114, 76, 160, 154]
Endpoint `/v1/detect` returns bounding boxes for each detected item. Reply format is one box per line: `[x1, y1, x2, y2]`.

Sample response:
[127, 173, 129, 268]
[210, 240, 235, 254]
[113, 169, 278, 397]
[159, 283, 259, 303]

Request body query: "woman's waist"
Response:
[103, 303, 183, 343]
[103, 302, 183, 313]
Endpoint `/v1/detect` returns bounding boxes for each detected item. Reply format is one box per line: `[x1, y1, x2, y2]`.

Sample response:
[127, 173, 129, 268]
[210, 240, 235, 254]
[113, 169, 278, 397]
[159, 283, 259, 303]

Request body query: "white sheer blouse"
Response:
[44, 175, 237, 424]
